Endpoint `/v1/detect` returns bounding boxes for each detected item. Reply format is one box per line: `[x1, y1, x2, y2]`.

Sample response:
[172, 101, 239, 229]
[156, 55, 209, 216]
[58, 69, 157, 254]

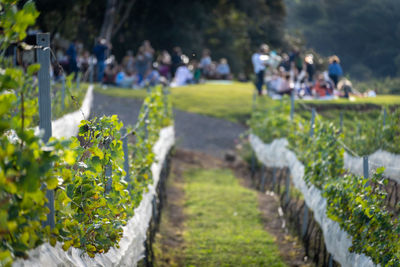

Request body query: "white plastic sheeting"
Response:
[34, 85, 94, 139]
[344, 151, 400, 183]
[51, 85, 93, 139]
[249, 134, 376, 267]
[14, 126, 175, 267]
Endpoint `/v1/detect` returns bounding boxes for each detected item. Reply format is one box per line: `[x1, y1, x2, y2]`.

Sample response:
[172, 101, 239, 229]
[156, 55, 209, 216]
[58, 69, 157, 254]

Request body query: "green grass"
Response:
[183, 168, 286, 267]
[299, 95, 400, 106]
[95, 82, 255, 124]
[52, 82, 89, 120]
[95, 82, 400, 124]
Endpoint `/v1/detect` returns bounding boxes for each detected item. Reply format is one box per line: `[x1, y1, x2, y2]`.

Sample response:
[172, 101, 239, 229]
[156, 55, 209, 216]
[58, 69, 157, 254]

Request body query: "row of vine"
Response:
[0, 1, 173, 265]
[250, 99, 400, 265]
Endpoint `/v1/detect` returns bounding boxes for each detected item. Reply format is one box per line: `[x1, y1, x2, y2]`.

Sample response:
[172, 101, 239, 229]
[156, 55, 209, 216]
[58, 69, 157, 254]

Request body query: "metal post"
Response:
[271, 167, 277, 190]
[13, 46, 17, 66]
[144, 108, 149, 140]
[61, 75, 66, 111]
[252, 90, 257, 112]
[285, 169, 290, 205]
[163, 86, 168, 117]
[121, 128, 130, 183]
[37, 33, 54, 229]
[340, 112, 343, 133]
[302, 204, 309, 238]
[260, 165, 266, 192]
[328, 255, 333, 267]
[383, 108, 387, 127]
[89, 56, 94, 84]
[290, 90, 294, 121]
[310, 108, 316, 137]
[363, 156, 369, 187]
[251, 150, 256, 179]
[303, 108, 316, 237]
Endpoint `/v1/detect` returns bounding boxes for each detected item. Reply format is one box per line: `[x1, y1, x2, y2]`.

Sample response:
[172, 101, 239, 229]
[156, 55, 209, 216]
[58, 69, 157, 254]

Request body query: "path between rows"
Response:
[91, 91, 308, 266]
[91, 92, 246, 158]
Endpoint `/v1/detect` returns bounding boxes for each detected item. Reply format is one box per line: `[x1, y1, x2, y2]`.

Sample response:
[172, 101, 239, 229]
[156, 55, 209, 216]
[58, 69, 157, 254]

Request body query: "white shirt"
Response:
[172, 66, 193, 87]
[252, 53, 266, 73]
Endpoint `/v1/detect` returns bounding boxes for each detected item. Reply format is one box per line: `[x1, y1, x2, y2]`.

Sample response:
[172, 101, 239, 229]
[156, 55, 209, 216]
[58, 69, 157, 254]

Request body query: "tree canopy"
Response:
[31, 0, 286, 74]
[285, 0, 400, 80]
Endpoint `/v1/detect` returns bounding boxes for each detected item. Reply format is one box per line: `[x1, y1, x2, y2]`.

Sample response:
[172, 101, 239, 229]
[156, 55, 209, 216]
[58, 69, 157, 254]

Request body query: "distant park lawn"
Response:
[95, 82, 400, 124]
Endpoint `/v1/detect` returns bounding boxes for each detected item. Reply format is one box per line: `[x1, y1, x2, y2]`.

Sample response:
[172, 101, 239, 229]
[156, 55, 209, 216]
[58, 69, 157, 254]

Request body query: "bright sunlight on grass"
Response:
[95, 82, 400, 124]
[183, 168, 286, 266]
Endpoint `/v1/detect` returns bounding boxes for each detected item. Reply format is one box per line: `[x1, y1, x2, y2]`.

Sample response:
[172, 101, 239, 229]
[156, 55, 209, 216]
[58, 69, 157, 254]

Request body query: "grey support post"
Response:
[285, 169, 290, 205]
[260, 165, 266, 192]
[37, 33, 54, 229]
[121, 128, 130, 184]
[302, 108, 316, 237]
[363, 156, 369, 187]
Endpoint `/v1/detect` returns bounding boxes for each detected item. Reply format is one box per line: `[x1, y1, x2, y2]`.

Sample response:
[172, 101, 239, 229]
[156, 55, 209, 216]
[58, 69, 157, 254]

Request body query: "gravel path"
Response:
[91, 92, 247, 158]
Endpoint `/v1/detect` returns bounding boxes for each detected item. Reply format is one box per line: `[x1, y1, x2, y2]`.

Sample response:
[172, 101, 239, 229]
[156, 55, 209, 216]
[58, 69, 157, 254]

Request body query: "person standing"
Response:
[304, 54, 315, 82]
[93, 38, 110, 83]
[66, 39, 79, 77]
[328, 55, 343, 88]
[252, 44, 269, 95]
[171, 46, 182, 78]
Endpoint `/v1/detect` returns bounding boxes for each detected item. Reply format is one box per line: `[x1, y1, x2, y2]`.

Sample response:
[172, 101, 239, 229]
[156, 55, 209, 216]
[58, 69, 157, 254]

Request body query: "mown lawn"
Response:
[95, 82, 400, 124]
[183, 168, 286, 266]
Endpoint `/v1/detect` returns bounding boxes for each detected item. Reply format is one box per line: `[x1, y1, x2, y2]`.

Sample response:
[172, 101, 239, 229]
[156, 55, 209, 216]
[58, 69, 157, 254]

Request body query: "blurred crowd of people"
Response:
[53, 38, 233, 88]
[251, 44, 364, 99]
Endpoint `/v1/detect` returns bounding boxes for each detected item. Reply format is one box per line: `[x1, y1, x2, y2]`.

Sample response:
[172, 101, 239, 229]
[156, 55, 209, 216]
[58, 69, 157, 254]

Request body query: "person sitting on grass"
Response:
[216, 58, 231, 80]
[141, 66, 160, 87]
[171, 56, 193, 87]
[312, 74, 333, 99]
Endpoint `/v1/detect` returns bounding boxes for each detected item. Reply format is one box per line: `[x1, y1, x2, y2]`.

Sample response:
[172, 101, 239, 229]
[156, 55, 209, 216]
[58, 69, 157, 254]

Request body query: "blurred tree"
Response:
[285, 0, 400, 79]
[31, 0, 286, 75]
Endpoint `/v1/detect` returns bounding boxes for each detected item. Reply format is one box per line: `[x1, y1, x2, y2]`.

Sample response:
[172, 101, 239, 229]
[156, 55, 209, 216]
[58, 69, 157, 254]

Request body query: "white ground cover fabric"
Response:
[249, 134, 376, 267]
[344, 151, 400, 183]
[52, 84, 93, 139]
[14, 126, 175, 267]
[34, 84, 93, 139]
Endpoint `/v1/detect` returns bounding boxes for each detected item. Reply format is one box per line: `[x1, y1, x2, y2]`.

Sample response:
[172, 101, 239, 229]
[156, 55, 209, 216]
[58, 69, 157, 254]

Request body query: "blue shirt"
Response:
[328, 62, 343, 76]
[93, 44, 108, 61]
[66, 44, 77, 62]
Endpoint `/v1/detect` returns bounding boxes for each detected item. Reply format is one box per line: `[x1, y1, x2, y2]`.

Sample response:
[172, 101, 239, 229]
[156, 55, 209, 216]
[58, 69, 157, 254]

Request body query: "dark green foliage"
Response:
[250, 100, 400, 265]
[285, 0, 400, 80]
[0, 2, 173, 263]
[324, 170, 400, 266]
[31, 0, 286, 75]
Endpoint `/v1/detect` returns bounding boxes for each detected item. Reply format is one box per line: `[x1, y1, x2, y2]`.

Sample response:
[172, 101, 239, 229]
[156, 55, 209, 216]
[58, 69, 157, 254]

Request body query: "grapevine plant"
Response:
[53, 86, 172, 256]
[0, 1, 173, 264]
[0, 1, 73, 265]
[250, 100, 400, 265]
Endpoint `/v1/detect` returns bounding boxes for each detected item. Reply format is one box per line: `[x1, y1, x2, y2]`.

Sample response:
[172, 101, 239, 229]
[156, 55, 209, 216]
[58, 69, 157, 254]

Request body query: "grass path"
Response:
[183, 168, 286, 266]
[154, 151, 288, 267]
